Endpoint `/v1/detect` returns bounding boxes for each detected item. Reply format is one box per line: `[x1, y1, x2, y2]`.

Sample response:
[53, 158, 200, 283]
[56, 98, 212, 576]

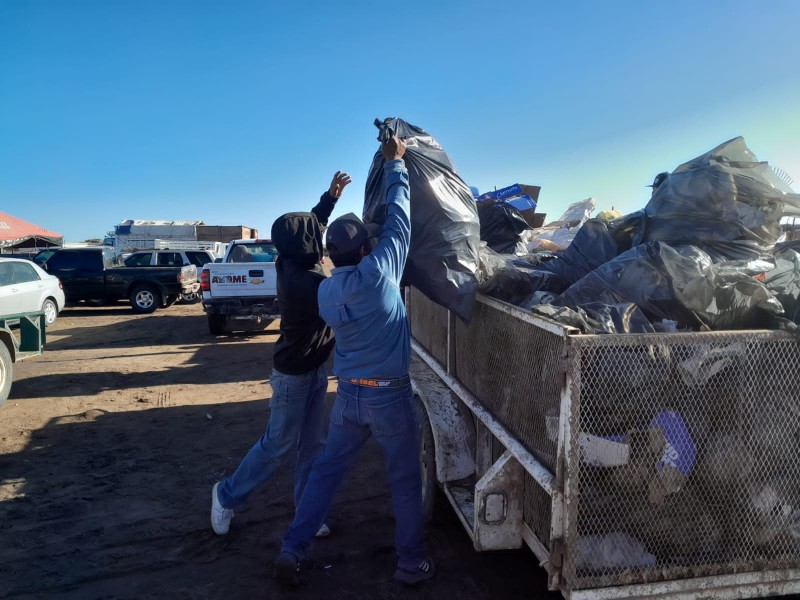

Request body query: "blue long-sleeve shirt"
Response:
[318, 159, 411, 378]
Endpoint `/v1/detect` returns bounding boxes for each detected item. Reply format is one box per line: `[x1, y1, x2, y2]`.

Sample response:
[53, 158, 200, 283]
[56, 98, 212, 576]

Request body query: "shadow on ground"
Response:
[0, 398, 556, 599]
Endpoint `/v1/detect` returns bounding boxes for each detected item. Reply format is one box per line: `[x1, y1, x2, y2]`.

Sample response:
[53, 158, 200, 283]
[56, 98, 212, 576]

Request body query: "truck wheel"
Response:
[0, 342, 12, 407]
[414, 395, 437, 523]
[208, 314, 226, 335]
[130, 285, 159, 314]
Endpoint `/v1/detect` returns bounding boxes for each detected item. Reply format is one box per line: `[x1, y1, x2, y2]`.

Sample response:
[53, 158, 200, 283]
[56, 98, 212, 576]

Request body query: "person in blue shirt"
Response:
[274, 135, 434, 586]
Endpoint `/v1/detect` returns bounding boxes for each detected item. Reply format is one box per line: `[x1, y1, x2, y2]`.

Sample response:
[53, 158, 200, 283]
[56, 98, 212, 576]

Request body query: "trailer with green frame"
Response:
[0, 312, 46, 406]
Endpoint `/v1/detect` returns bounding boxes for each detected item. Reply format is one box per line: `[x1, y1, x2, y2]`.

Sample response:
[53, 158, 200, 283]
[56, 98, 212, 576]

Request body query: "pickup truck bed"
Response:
[200, 239, 278, 334]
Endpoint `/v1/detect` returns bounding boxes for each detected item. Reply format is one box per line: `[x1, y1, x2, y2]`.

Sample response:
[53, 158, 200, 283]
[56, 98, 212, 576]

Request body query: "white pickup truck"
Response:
[199, 239, 279, 335]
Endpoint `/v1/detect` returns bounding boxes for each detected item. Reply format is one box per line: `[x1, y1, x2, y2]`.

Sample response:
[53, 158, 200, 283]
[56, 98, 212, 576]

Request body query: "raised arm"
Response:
[369, 138, 410, 284]
[311, 171, 352, 226]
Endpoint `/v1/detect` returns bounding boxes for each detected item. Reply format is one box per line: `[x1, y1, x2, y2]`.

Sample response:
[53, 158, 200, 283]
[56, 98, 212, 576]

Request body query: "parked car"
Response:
[0, 257, 65, 326]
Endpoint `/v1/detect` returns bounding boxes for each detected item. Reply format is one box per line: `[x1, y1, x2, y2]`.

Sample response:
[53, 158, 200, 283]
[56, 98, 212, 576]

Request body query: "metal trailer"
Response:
[0, 312, 46, 406]
[407, 287, 800, 600]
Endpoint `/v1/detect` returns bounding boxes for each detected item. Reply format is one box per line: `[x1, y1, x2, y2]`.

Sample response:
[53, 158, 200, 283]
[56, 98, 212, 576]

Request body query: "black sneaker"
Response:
[393, 558, 436, 585]
[273, 552, 300, 586]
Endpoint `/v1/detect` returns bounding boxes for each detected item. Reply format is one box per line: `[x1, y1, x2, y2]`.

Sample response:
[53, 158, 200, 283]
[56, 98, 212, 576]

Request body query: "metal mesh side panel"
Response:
[525, 472, 554, 548]
[407, 287, 449, 367]
[562, 331, 800, 590]
[453, 298, 566, 473]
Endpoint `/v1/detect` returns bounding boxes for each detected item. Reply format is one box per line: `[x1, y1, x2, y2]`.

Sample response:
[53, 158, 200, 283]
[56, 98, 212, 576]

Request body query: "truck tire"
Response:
[414, 394, 437, 523]
[208, 314, 226, 335]
[0, 342, 12, 407]
[130, 285, 159, 314]
[180, 291, 200, 304]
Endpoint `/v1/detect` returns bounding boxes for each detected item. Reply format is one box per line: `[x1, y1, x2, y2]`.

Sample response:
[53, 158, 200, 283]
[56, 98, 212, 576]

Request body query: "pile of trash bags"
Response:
[477, 137, 800, 333]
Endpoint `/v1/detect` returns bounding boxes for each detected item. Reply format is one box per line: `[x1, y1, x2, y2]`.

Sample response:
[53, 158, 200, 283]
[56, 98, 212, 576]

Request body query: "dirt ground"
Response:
[0, 301, 559, 599]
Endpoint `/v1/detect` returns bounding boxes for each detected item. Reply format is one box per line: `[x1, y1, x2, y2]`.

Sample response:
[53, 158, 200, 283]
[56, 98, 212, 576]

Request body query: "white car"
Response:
[0, 257, 66, 326]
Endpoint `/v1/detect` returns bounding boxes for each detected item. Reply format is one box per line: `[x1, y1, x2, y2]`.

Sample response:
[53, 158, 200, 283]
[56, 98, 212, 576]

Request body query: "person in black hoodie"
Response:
[210, 171, 351, 537]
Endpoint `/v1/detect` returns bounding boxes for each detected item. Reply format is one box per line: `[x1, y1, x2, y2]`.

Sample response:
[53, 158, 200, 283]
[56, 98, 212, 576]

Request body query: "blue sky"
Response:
[1, 0, 799, 242]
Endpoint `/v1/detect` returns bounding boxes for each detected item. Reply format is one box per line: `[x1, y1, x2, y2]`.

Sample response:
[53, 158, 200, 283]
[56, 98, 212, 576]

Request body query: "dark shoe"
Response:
[393, 557, 436, 585]
[274, 552, 300, 586]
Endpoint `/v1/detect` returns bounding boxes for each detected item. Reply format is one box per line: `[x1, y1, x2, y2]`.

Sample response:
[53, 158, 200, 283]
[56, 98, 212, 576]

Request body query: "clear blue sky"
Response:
[2, 0, 799, 242]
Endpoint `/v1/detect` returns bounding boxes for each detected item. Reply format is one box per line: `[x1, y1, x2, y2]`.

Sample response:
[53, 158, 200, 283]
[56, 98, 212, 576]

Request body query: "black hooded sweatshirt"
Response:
[270, 192, 338, 375]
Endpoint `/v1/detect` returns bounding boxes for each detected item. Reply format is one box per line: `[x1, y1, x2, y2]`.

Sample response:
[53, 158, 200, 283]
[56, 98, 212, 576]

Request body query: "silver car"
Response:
[0, 257, 66, 326]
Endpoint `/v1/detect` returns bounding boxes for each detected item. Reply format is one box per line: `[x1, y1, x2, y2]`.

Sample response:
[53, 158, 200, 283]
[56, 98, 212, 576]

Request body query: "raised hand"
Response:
[381, 137, 406, 162]
[328, 171, 352, 198]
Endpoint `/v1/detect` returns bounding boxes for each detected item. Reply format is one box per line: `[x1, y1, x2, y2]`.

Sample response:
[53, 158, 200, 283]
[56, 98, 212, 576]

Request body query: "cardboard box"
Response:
[479, 183, 542, 227]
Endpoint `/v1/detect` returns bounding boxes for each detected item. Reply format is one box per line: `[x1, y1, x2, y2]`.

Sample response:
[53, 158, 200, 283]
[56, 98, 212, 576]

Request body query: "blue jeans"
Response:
[281, 380, 426, 570]
[217, 366, 328, 509]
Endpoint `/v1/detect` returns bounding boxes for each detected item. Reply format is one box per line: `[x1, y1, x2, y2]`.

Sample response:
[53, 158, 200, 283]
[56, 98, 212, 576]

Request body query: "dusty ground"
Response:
[0, 301, 558, 599]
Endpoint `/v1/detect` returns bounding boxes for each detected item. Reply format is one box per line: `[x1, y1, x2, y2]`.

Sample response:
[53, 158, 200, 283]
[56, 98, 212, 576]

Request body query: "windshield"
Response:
[226, 242, 278, 263]
[33, 250, 56, 265]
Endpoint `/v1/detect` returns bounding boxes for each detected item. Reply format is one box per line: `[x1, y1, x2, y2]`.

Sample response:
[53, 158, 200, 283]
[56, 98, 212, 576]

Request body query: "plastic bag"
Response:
[530, 218, 635, 294]
[521, 198, 596, 252]
[764, 248, 800, 324]
[678, 257, 787, 330]
[476, 199, 530, 253]
[641, 137, 800, 248]
[546, 197, 596, 227]
[364, 118, 480, 321]
[476, 244, 556, 307]
[531, 302, 655, 334]
[553, 242, 709, 329]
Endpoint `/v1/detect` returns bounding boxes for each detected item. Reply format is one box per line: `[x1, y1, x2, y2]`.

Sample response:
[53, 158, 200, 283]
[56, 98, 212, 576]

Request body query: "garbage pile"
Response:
[476, 137, 800, 333]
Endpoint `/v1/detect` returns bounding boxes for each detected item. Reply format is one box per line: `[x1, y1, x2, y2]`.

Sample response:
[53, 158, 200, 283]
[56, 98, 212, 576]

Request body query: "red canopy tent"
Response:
[0, 211, 63, 250]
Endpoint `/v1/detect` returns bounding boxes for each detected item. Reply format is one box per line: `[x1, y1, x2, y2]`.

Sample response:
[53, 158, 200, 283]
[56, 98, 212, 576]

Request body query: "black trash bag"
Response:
[691, 241, 768, 263]
[765, 248, 800, 324]
[641, 137, 800, 248]
[532, 303, 655, 334]
[678, 257, 788, 330]
[476, 199, 530, 254]
[364, 118, 480, 321]
[532, 217, 637, 294]
[476, 244, 558, 307]
[553, 242, 709, 329]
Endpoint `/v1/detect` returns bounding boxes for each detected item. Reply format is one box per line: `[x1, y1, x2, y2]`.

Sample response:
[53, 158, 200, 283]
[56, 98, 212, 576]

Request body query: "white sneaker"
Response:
[315, 523, 331, 538]
[211, 482, 234, 535]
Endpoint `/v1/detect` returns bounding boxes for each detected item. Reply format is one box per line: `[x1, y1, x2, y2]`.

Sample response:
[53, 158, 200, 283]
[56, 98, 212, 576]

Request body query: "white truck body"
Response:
[200, 239, 279, 334]
[153, 239, 229, 259]
[407, 286, 800, 600]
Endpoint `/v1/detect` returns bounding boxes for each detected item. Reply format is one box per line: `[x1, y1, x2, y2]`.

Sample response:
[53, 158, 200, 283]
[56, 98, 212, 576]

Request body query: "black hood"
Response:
[271, 212, 323, 268]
